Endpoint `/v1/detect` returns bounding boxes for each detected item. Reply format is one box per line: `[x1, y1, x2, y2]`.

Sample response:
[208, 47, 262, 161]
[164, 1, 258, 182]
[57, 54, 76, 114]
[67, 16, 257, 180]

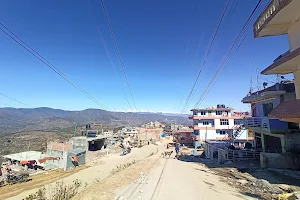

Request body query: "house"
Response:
[251, 0, 300, 169]
[242, 82, 299, 154]
[173, 129, 194, 146]
[189, 104, 252, 147]
[254, 0, 300, 123]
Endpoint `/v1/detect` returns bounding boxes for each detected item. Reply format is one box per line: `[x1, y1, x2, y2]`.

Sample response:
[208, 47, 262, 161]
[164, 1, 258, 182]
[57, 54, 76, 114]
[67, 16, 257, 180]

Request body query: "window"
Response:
[234, 120, 240, 125]
[203, 121, 209, 125]
[220, 119, 229, 125]
[200, 111, 206, 115]
[263, 102, 273, 117]
[216, 111, 222, 115]
[219, 130, 226, 135]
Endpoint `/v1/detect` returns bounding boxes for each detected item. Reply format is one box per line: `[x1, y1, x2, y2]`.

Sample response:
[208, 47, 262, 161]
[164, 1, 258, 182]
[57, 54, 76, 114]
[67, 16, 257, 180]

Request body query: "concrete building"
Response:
[242, 82, 299, 154]
[173, 129, 194, 146]
[189, 104, 252, 147]
[250, 0, 300, 168]
[46, 141, 86, 170]
[122, 127, 138, 137]
[254, 0, 300, 123]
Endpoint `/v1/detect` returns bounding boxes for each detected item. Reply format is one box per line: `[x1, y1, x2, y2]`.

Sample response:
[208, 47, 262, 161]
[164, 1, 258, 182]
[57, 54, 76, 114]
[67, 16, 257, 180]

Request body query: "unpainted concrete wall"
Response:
[285, 133, 300, 152]
[260, 152, 298, 169]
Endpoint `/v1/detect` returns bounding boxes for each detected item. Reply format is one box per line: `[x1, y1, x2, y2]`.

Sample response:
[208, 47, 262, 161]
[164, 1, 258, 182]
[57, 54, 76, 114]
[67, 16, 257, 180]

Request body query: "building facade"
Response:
[254, 0, 300, 123]
[242, 82, 299, 153]
[189, 104, 252, 147]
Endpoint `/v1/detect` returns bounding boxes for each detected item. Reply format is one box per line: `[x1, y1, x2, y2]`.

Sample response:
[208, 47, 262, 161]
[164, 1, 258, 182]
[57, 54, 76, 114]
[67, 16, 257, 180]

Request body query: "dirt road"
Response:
[115, 157, 255, 200]
[4, 144, 159, 200]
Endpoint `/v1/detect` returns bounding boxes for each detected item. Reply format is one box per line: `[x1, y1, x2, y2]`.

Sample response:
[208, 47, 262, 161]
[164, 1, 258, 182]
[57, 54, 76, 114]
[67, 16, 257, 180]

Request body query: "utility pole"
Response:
[73, 122, 77, 137]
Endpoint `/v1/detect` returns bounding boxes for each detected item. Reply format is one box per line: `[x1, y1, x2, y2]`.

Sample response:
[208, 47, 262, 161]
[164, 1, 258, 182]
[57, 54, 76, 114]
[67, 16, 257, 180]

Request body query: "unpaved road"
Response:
[115, 157, 255, 200]
[4, 144, 159, 200]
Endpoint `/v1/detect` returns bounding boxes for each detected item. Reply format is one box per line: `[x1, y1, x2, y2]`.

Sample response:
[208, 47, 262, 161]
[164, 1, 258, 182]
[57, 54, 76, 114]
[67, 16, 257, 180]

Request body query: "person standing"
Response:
[175, 143, 180, 158]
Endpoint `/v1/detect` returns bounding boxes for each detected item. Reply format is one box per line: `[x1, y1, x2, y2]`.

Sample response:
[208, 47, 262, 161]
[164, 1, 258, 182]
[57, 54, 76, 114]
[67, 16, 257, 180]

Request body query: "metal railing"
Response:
[244, 117, 270, 129]
[254, 0, 288, 36]
[218, 148, 261, 163]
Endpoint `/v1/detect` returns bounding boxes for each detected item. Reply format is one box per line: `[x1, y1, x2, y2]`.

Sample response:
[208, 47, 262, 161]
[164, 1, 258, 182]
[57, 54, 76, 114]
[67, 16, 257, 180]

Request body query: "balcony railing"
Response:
[254, 0, 289, 37]
[244, 117, 288, 133]
[244, 117, 269, 129]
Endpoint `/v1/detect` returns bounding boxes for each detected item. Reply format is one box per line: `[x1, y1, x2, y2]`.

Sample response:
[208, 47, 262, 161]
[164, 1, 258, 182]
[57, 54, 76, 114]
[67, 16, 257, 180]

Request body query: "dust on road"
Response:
[73, 154, 160, 200]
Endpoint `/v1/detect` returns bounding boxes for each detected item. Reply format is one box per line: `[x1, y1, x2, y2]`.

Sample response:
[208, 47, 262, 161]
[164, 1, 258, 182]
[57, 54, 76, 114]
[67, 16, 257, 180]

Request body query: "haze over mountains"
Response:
[0, 107, 190, 135]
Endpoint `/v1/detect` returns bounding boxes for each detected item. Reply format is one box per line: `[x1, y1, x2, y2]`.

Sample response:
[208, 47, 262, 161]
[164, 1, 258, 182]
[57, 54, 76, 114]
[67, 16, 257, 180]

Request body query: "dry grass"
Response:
[25, 179, 82, 200]
[0, 166, 87, 199]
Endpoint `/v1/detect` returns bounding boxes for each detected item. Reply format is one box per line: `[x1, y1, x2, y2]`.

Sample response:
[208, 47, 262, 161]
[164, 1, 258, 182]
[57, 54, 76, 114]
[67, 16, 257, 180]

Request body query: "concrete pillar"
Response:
[63, 151, 68, 171]
[294, 69, 300, 100]
[280, 137, 286, 153]
[261, 134, 266, 152]
[288, 20, 300, 52]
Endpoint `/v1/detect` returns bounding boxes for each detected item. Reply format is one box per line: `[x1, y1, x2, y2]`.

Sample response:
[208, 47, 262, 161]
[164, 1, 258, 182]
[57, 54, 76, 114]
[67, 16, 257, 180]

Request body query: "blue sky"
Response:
[0, 0, 291, 113]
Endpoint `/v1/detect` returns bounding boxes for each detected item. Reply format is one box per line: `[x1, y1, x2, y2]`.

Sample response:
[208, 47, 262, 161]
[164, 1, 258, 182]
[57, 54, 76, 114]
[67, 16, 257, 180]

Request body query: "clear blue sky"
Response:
[0, 0, 291, 113]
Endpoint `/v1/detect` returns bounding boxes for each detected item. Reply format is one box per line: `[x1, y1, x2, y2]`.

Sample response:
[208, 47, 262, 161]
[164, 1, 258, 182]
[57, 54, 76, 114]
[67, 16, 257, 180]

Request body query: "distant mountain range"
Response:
[0, 107, 190, 136]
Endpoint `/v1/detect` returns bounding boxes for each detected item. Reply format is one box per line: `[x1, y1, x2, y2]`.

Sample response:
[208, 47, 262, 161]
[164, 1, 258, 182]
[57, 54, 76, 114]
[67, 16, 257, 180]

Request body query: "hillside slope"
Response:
[0, 107, 190, 135]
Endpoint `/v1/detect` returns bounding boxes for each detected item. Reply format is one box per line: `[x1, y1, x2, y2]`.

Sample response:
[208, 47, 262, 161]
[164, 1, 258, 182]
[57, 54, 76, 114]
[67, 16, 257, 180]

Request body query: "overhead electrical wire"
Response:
[86, 0, 133, 110]
[182, 0, 200, 67]
[100, 0, 137, 111]
[193, 0, 264, 108]
[181, 0, 231, 113]
[0, 22, 107, 110]
[172, 0, 202, 113]
[0, 92, 31, 107]
[183, 0, 238, 112]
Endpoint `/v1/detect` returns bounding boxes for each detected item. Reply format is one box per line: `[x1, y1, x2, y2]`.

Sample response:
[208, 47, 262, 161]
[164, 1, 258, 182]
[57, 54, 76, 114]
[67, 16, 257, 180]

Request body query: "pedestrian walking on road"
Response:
[175, 143, 180, 158]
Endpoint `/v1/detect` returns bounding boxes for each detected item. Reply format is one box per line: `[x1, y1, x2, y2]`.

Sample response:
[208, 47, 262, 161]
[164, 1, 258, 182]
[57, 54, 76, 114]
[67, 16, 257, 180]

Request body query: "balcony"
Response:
[189, 115, 244, 120]
[244, 117, 288, 134]
[193, 125, 216, 130]
[261, 47, 300, 75]
[254, 0, 293, 38]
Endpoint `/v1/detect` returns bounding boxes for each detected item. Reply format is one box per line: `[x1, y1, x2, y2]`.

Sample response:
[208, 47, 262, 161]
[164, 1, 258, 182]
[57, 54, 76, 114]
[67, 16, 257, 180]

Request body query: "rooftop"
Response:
[191, 105, 233, 111]
[242, 81, 294, 103]
[3, 151, 44, 161]
[269, 99, 300, 123]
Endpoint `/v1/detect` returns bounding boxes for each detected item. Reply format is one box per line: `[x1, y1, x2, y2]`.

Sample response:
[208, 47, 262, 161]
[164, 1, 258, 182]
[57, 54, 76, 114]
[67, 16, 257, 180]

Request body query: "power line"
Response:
[181, 0, 231, 113]
[86, 0, 132, 110]
[0, 99, 12, 107]
[0, 92, 31, 107]
[193, 0, 264, 108]
[172, 0, 202, 113]
[100, 0, 137, 110]
[182, 0, 200, 67]
[184, 0, 238, 111]
[0, 22, 107, 110]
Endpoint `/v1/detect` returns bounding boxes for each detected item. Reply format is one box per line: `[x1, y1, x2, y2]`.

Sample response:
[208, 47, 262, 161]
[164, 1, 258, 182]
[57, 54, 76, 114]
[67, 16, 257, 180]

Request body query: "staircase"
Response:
[222, 118, 246, 142]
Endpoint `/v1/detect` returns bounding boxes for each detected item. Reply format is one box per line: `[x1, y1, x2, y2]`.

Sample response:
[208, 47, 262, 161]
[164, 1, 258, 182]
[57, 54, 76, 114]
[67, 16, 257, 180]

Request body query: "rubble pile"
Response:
[221, 173, 297, 200]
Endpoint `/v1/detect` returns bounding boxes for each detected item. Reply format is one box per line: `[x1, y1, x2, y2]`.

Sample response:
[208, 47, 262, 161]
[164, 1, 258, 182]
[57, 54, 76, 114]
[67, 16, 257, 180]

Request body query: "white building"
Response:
[189, 104, 253, 147]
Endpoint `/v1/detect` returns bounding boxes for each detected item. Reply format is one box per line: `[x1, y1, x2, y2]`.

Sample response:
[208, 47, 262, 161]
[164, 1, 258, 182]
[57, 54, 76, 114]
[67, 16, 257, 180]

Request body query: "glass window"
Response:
[216, 111, 222, 115]
[219, 130, 226, 135]
[263, 102, 273, 117]
[203, 121, 209, 125]
[200, 111, 206, 115]
[220, 119, 229, 125]
[234, 120, 240, 125]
